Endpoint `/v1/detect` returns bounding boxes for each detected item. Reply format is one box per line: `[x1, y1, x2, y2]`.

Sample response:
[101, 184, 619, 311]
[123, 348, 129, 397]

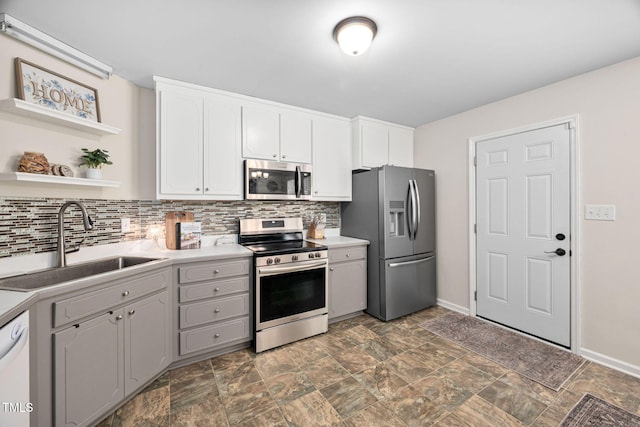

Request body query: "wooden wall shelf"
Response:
[0, 172, 121, 188]
[0, 98, 121, 136]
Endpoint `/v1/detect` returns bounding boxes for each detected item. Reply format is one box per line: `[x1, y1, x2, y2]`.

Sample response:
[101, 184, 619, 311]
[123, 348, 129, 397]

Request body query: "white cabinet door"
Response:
[158, 90, 203, 196]
[242, 105, 279, 160]
[361, 122, 389, 168]
[203, 96, 243, 199]
[280, 111, 312, 163]
[312, 116, 351, 200]
[388, 126, 414, 167]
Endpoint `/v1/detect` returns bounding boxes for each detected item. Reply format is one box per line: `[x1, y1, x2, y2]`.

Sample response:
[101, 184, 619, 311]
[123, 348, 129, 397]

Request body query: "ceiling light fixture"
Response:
[0, 13, 112, 79]
[333, 16, 377, 56]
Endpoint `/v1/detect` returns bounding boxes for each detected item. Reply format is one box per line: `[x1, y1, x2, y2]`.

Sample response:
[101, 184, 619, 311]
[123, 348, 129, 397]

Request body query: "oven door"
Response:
[245, 159, 312, 200]
[256, 259, 328, 330]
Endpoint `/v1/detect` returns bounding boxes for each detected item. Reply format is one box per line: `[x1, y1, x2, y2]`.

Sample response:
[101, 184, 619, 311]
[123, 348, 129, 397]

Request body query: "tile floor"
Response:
[96, 306, 640, 426]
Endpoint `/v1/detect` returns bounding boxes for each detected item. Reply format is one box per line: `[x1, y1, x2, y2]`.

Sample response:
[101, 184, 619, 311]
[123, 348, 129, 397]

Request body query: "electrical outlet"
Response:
[585, 205, 616, 221]
[121, 217, 131, 233]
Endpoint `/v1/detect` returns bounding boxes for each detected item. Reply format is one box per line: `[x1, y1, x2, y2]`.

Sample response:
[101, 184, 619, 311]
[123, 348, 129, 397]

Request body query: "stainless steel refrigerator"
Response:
[341, 165, 436, 321]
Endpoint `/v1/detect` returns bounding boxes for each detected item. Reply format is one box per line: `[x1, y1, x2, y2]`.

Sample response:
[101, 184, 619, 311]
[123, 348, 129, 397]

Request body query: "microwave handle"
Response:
[295, 165, 302, 198]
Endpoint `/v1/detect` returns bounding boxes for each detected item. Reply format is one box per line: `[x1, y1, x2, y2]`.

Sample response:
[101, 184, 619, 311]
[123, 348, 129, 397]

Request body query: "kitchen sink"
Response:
[0, 256, 162, 291]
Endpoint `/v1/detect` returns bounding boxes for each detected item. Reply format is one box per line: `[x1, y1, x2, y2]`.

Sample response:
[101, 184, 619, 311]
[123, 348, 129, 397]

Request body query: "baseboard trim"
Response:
[436, 298, 470, 315]
[580, 348, 640, 379]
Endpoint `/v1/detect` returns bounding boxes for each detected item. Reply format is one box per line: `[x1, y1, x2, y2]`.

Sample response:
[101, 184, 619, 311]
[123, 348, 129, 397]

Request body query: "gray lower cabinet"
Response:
[328, 245, 368, 319]
[176, 257, 252, 359]
[52, 275, 171, 427]
[54, 312, 124, 427]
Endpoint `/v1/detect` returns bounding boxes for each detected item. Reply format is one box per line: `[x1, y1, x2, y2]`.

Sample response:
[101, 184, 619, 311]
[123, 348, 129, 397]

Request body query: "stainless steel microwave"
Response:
[245, 159, 312, 200]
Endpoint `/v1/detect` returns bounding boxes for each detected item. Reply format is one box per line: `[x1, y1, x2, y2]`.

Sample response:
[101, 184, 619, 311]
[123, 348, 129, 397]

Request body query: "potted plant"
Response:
[79, 148, 112, 179]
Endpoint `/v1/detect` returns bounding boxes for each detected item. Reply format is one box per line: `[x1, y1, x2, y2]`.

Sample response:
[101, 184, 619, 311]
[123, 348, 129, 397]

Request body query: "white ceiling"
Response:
[2, 0, 640, 127]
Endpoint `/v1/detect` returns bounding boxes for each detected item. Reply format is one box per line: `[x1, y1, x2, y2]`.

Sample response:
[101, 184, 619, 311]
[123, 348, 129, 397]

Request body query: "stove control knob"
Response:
[274, 257, 281, 264]
[266, 258, 273, 265]
[308, 253, 314, 259]
[292, 255, 299, 261]
[315, 252, 321, 258]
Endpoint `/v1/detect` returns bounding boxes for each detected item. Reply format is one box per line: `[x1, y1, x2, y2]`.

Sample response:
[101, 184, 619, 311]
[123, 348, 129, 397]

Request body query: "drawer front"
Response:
[329, 245, 367, 263]
[53, 268, 170, 328]
[180, 294, 250, 328]
[179, 317, 250, 355]
[178, 258, 250, 284]
[179, 276, 249, 303]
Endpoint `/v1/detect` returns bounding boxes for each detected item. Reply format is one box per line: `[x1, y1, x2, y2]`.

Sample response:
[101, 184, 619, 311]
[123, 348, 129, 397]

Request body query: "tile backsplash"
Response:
[0, 197, 340, 258]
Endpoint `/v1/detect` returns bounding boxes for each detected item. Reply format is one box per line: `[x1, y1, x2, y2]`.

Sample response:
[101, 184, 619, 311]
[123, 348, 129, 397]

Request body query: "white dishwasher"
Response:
[0, 310, 30, 427]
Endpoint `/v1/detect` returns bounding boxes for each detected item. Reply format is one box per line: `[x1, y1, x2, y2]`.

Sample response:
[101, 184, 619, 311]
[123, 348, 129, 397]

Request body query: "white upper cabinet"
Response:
[312, 115, 352, 201]
[158, 87, 203, 196]
[388, 126, 414, 168]
[280, 110, 312, 163]
[360, 120, 388, 167]
[352, 116, 414, 169]
[203, 95, 243, 198]
[241, 104, 280, 161]
[242, 104, 312, 164]
[155, 77, 243, 200]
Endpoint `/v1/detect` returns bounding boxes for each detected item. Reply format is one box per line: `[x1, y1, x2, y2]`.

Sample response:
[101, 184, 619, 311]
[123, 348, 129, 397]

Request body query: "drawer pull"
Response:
[122, 290, 130, 297]
[115, 315, 123, 321]
[214, 269, 220, 274]
[346, 253, 350, 258]
[330, 268, 334, 271]
[214, 333, 221, 338]
[214, 308, 220, 313]
[128, 309, 136, 316]
[214, 287, 220, 292]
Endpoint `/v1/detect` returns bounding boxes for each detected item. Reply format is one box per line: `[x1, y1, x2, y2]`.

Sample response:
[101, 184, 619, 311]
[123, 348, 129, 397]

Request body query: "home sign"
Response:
[15, 57, 101, 122]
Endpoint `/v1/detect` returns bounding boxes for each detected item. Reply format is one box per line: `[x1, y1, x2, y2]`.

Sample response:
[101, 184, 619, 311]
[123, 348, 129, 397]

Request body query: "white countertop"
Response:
[0, 237, 252, 325]
[0, 291, 37, 326]
[306, 235, 370, 248]
[0, 231, 368, 324]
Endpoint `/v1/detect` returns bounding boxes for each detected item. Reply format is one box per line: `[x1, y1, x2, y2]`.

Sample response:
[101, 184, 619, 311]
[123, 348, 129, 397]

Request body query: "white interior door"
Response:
[476, 124, 571, 347]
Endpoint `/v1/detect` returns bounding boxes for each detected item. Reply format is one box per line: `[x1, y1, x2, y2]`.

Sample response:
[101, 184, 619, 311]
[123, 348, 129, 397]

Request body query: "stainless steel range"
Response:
[239, 218, 329, 352]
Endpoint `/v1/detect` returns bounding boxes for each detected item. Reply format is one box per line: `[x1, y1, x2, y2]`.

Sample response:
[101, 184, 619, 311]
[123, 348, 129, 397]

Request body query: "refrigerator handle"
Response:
[409, 180, 418, 240]
[389, 255, 436, 267]
[412, 179, 421, 239]
[406, 181, 413, 239]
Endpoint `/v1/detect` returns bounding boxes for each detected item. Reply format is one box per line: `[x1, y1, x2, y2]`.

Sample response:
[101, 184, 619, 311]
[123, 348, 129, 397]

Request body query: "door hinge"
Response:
[473, 156, 477, 166]
[474, 224, 477, 234]
[474, 291, 477, 301]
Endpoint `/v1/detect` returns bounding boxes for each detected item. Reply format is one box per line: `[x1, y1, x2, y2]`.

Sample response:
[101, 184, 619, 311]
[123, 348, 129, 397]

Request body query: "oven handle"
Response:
[258, 261, 327, 276]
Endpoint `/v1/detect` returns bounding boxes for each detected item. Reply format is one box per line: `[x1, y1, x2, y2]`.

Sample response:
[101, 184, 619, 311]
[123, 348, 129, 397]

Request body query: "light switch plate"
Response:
[585, 205, 616, 221]
[121, 217, 131, 232]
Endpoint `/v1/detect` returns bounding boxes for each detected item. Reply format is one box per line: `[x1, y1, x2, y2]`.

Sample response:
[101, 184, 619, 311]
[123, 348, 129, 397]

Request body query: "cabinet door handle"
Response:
[214, 333, 221, 338]
[195, 187, 201, 191]
[128, 309, 136, 316]
[214, 287, 220, 292]
[122, 291, 130, 297]
[346, 253, 350, 258]
[205, 187, 210, 192]
[329, 267, 334, 271]
[214, 308, 220, 313]
[115, 315, 123, 321]
[273, 154, 277, 158]
[214, 269, 220, 274]
[282, 155, 286, 159]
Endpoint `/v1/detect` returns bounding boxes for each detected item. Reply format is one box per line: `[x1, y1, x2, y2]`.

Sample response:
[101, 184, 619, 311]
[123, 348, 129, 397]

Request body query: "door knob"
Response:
[556, 233, 566, 241]
[544, 248, 566, 256]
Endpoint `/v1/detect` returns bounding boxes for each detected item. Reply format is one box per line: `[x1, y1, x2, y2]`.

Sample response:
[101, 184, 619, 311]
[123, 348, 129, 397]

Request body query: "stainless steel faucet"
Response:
[57, 201, 94, 268]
